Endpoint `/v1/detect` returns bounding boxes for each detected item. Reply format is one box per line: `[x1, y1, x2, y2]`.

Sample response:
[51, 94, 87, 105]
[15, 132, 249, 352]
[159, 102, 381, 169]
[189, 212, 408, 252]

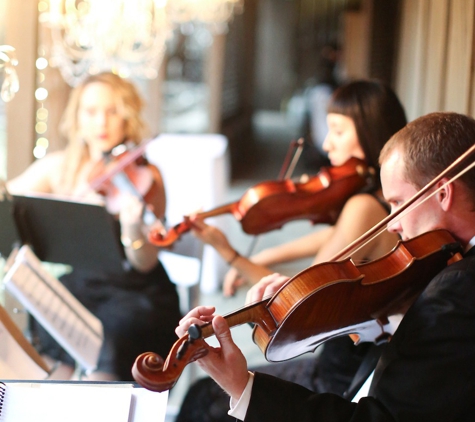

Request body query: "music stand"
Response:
[2, 193, 126, 273]
[0, 191, 20, 259]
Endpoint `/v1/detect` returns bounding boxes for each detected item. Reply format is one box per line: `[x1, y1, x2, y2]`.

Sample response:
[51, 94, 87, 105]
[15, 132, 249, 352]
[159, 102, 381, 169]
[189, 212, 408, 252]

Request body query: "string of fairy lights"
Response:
[34, 48, 49, 159]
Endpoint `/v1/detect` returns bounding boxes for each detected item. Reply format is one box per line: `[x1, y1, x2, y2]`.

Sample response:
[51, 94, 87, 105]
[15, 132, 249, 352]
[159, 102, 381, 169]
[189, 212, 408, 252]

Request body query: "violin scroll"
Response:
[132, 326, 210, 392]
[148, 220, 191, 248]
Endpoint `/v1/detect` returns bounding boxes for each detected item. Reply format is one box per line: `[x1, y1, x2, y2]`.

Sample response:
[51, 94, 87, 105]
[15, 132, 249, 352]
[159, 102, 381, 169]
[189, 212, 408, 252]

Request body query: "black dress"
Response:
[33, 261, 181, 381]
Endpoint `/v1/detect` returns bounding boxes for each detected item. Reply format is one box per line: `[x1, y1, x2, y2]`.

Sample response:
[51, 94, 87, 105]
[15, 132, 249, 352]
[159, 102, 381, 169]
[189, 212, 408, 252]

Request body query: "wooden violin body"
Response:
[132, 229, 462, 392]
[88, 139, 163, 221]
[149, 157, 374, 247]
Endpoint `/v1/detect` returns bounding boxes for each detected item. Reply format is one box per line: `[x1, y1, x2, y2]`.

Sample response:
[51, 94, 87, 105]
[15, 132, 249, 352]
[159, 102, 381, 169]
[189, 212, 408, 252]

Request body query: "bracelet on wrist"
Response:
[121, 235, 146, 250]
[227, 249, 240, 266]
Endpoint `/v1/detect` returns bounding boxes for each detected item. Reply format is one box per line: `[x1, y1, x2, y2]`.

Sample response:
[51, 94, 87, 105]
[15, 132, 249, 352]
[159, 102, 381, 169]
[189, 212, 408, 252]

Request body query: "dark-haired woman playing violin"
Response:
[175, 80, 407, 422]
[190, 80, 406, 297]
[7, 72, 181, 381]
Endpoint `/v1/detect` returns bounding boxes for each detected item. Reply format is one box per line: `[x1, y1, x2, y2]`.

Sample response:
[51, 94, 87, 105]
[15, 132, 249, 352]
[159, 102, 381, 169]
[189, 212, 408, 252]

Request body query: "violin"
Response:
[88, 138, 162, 223]
[133, 142, 475, 392]
[148, 157, 375, 247]
[132, 229, 462, 392]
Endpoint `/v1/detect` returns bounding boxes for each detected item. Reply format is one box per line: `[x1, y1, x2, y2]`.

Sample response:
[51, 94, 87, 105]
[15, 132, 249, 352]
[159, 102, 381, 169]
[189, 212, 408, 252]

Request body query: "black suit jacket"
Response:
[245, 250, 475, 422]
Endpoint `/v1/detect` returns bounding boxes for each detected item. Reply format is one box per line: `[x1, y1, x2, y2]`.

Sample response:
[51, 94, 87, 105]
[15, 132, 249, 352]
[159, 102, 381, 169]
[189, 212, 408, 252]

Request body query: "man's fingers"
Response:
[178, 306, 215, 325]
[176, 306, 215, 337]
[212, 316, 234, 351]
[246, 273, 290, 304]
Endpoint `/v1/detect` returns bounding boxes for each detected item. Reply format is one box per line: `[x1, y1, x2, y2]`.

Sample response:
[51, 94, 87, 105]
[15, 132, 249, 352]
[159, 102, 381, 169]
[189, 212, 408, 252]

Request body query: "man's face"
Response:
[381, 147, 442, 241]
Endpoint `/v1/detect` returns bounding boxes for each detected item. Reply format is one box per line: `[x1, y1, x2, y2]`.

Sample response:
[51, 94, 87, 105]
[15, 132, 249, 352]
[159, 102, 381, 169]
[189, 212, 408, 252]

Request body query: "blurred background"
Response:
[2, 0, 474, 184]
[1, 0, 475, 418]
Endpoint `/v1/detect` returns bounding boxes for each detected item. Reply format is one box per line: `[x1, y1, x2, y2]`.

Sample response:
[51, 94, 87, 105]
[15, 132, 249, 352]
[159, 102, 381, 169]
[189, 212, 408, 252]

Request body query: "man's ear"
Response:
[435, 178, 454, 211]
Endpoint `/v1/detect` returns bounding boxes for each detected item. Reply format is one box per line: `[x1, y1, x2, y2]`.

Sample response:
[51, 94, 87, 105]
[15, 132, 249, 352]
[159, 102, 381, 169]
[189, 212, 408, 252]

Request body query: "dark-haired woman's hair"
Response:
[327, 80, 407, 180]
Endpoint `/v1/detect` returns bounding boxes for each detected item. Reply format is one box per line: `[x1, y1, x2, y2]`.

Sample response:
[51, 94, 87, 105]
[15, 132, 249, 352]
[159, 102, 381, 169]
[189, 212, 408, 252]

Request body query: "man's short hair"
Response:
[379, 112, 475, 200]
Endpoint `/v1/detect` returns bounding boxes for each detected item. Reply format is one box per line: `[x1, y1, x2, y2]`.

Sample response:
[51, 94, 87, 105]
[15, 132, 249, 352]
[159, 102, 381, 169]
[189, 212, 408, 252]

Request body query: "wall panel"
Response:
[395, 0, 430, 120]
[421, 0, 449, 114]
[5, 0, 38, 178]
[444, 0, 474, 112]
[396, 0, 475, 119]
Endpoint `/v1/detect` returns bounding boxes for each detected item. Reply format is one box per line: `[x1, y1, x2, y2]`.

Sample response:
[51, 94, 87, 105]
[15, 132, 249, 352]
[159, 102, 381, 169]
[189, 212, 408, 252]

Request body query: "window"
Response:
[161, 25, 212, 133]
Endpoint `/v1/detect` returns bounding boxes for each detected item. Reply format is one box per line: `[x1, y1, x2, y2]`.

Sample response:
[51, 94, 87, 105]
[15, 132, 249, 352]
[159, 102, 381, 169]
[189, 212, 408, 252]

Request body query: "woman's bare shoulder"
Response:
[342, 192, 388, 216]
[7, 150, 67, 193]
[38, 150, 67, 165]
[335, 192, 398, 260]
[336, 192, 390, 234]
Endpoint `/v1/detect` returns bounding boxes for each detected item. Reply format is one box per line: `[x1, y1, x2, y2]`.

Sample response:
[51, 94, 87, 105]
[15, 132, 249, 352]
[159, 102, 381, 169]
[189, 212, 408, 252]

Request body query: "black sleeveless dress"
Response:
[33, 261, 181, 381]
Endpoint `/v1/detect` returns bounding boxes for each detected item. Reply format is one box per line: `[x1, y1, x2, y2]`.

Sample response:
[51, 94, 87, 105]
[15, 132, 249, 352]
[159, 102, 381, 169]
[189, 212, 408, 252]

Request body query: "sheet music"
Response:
[0, 382, 133, 422]
[2, 245, 103, 372]
[129, 387, 169, 422]
[0, 381, 168, 422]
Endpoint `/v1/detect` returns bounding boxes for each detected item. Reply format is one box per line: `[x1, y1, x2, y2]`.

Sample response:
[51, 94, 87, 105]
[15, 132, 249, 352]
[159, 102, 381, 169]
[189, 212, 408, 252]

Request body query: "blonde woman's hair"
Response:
[59, 72, 149, 192]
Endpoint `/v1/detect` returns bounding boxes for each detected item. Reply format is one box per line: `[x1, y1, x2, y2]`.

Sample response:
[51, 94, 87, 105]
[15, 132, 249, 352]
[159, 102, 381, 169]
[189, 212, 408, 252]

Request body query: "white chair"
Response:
[158, 232, 203, 314]
[146, 133, 230, 304]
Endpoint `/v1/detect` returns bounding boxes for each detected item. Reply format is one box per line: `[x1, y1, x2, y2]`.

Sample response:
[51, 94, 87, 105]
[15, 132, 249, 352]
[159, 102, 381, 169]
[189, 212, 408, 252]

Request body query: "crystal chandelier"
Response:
[166, 0, 244, 34]
[0, 45, 19, 102]
[39, 0, 171, 86]
[39, 0, 244, 86]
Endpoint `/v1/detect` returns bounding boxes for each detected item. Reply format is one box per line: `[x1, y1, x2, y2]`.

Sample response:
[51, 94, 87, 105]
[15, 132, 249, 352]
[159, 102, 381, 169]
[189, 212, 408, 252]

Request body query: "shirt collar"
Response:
[465, 235, 475, 253]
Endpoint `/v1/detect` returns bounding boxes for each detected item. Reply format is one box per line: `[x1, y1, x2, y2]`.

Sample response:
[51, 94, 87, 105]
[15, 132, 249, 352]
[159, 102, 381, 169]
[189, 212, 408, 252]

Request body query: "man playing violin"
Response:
[175, 80, 406, 422]
[176, 111, 475, 421]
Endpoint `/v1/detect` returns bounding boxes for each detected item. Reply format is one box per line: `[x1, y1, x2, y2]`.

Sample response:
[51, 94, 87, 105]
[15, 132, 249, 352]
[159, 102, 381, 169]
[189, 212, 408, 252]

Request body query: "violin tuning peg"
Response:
[188, 324, 202, 341]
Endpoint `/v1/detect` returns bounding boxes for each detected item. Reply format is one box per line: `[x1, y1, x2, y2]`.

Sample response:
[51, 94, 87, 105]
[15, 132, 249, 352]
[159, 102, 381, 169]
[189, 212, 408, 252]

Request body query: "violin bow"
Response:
[332, 143, 475, 262]
[245, 138, 305, 257]
[278, 138, 305, 180]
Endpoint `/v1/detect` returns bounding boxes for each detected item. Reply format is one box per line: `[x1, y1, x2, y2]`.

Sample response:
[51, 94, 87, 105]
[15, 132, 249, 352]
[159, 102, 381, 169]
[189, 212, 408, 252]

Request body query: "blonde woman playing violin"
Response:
[7, 72, 181, 381]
